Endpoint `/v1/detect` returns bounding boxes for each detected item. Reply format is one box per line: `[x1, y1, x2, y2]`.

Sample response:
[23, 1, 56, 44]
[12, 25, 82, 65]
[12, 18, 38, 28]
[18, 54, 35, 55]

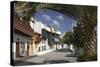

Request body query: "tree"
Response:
[14, 1, 38, 24]
[82, 6, 97, 59]
[74, 6, 97, 61]
[62, 32, 74, 45]
[14, 1, 80, 24]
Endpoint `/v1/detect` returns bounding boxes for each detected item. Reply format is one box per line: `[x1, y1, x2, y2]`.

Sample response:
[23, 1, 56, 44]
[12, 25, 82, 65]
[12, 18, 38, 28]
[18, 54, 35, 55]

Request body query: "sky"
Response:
[34, 9, 75, 34]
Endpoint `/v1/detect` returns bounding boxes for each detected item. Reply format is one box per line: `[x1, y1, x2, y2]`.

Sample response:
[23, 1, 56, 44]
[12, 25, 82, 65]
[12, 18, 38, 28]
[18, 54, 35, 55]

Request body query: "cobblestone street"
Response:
[15, 48, 77, 66]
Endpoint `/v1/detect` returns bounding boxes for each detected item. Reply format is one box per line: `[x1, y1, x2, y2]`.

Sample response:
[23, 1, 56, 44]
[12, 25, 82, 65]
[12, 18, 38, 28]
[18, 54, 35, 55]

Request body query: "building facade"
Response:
[12, 15, 34, 60]
[30, 17, 62, 55]
[13, 16, 62, 60]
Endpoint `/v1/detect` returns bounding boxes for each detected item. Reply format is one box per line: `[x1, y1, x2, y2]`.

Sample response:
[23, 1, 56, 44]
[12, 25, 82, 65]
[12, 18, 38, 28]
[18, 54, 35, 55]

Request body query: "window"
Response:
[42, 40, 44, 44]
[42, 40, 46, 44]
[20, 42, 25, 55]
[39, 47, 40, 51]
[21, 42, 25, 48]
[42, 46, 44, 51]
[44, 46, 46, 50]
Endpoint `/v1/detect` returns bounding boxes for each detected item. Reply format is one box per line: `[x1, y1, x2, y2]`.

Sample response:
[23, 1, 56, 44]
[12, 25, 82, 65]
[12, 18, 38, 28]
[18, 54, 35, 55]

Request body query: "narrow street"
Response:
[15, 48, 77, 66]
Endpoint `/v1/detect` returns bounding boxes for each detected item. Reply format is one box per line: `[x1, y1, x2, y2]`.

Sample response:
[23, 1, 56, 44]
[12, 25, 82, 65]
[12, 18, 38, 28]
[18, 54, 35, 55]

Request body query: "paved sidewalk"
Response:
[36, 49, 53, 56]
[15, 48, 77, 66]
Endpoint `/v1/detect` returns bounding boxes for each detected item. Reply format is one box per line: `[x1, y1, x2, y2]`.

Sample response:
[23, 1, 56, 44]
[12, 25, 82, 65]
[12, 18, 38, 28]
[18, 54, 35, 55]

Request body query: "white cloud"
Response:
[42, 14, 51, 21]
[52, 20, 59, 26]
[56, 15, 64, 21]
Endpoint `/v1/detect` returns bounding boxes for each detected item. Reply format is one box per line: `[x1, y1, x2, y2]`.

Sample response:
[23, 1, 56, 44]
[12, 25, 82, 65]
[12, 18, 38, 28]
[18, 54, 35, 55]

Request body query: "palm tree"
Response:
[74, 6, 97, 61]
[14, 1, 38, 24]
[81, 6, 97, 59]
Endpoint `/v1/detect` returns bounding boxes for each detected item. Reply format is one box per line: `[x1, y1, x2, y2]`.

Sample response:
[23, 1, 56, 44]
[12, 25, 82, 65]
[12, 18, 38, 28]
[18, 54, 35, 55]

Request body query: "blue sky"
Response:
[34, 9, 75, 34]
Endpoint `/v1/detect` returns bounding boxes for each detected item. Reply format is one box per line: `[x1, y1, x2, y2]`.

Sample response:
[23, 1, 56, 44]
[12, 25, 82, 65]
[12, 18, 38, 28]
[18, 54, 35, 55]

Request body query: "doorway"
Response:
[16, 42, 19, 58]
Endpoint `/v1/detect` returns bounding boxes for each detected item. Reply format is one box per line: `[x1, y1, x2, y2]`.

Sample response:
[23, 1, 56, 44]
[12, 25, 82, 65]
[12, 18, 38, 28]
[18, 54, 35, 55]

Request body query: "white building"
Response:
[30, 17, 51, 55]
[13, 15, 34, 60]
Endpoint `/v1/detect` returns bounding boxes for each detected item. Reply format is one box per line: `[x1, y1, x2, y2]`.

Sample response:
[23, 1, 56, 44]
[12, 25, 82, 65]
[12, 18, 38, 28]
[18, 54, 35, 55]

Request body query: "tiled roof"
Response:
[14, 16, 34, 37]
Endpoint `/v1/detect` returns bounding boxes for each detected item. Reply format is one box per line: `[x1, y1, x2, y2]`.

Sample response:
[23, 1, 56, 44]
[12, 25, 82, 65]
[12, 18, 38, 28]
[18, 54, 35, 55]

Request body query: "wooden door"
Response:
[26, 45, 29, 56]
[16, 42, 19, 57]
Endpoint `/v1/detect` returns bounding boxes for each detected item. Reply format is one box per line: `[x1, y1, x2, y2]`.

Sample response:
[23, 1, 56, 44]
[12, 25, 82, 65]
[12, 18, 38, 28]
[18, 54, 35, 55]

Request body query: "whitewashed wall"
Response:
[34, 21, 42, 34]
[30, 20, 34, 29]
[13, 32, 30, 43]
[13, 33, 31, 59]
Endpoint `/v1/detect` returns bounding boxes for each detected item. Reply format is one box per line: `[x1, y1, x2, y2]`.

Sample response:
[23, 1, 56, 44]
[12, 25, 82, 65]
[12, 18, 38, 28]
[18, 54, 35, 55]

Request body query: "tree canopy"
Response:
[62, 32, 74, 45]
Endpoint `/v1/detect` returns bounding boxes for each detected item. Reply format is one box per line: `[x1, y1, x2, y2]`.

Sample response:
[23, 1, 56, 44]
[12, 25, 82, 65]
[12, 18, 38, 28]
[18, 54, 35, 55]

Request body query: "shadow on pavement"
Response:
[54, 48, 68, 52]
[43, 60, 70, 64]
[14, 55, 38, 66]
[14, 60, 24, 65]
[65, 54, 79, 57]
[14, 60, 34, 66]
[14, 59, 70, 66]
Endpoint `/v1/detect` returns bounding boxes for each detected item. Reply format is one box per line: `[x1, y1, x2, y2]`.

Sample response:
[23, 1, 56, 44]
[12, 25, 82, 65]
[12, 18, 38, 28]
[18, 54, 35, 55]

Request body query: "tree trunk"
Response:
[84, 30, 97, 60]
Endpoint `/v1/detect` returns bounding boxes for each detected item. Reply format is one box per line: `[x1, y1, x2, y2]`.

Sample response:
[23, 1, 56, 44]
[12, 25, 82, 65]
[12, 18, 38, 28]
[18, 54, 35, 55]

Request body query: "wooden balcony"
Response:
[33, 32, 41, 44]
[14, 16, 34, 37]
